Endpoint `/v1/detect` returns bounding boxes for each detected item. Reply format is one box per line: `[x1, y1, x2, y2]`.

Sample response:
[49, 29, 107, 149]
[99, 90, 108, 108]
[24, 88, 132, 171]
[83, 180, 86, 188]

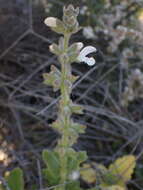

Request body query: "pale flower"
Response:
[77, 46, 97, 66]
[44, 17, 57, 27]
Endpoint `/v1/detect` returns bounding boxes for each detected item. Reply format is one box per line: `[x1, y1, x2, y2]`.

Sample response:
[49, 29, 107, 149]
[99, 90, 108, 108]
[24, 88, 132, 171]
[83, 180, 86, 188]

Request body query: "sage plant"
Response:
[42, 4, 96, 190]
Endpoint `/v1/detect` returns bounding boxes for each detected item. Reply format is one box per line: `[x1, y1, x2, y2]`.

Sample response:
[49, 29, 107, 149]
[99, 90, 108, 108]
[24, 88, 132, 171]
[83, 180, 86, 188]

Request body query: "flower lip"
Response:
[44, 17, 57, 27]
[79, 46, 97, 57]
[77, 46, 97, 66]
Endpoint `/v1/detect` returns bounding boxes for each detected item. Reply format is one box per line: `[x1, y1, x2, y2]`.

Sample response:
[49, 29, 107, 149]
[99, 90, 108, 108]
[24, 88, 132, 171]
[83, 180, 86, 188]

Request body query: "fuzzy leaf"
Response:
[70, 74, 79, 83]
[80, 164, 96, 184]
[52, 119, 63, 131]
[70, 103, 83, 114]
[43, 65, 61, 91]
[43, 169, 60, 185]
[49, 43, 62, 55]
[42, 150, 60, 185]
[71, 121, 86, 134]
[6, 168, 24, 190]
[67, 44, 79, 63]
[108, 155, 136, 186]
[67, 149, 87, 173]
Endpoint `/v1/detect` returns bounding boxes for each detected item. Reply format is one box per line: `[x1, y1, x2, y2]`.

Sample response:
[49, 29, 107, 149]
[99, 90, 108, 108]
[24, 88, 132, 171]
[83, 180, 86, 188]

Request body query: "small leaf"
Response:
[70, 121, 86, 134]
[43, 65, 61, 91]
[42, 150, 60, 173]
[42, 150, 60, 185]
[70, 74, 79, 83]
[52, 119, 64, 131]
[49, 43, 62, 55]
[67, 149, 87, 173]
[43, 169, 59, 185]
[67, 43, 80, 63]
[80, 164, 96, 184]
[77, 151, 87, 164]
[6, 168, 24, 190]
[70, 103, 83, 114]
[108, 155, 136, 186]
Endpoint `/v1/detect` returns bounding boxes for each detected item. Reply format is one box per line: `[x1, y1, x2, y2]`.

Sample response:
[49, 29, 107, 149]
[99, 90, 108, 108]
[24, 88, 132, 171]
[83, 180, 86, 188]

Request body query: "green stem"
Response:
[55, 33, 71, 190]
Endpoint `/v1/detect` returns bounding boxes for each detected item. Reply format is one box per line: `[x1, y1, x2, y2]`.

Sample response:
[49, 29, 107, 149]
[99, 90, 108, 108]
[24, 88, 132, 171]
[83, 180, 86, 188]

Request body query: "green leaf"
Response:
[80, 163, 96, 184]
[6, 168, 24, 190]
[70, 103, 83, 114]
[108, 155, 136, 186]
[43, 65, 61, 91]
[43, 168, 60, 185]
[67, 149, 87, 173]
[42, 150, 60, 185]
[70, 122, 86, 134]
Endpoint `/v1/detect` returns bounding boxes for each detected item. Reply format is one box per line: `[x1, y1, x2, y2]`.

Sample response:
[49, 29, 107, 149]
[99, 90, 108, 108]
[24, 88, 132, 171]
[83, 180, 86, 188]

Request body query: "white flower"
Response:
[83, 26, 95, 39]
[69, 171, 80, 180]
[77, 46, 97, 66]
[44, 17, 57, 27]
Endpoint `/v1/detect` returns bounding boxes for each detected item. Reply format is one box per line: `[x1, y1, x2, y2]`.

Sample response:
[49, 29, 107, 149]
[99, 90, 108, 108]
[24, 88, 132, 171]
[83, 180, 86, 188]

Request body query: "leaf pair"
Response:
[43, 65, 78, 92]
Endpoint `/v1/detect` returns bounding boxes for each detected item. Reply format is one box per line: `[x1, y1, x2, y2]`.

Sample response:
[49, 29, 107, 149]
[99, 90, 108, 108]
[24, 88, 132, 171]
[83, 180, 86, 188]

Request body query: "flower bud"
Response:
[49, 43, 61, 55]
[44, 17, 57, 27]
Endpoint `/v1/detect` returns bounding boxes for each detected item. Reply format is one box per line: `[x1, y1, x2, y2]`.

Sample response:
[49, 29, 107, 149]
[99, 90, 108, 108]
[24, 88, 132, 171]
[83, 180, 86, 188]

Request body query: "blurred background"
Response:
[1, 0, 143, 189]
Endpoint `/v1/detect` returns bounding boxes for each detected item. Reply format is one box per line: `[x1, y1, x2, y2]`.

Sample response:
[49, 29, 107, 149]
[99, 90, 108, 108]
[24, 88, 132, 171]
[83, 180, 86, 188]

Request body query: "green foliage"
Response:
[43, 4, 88, 190]
[42, 150, 61, 185]
[67, 149, 87, 173]
[43, 65, 61, 91]
[80, 155, 136, 190]
[2, 168, 24, 190]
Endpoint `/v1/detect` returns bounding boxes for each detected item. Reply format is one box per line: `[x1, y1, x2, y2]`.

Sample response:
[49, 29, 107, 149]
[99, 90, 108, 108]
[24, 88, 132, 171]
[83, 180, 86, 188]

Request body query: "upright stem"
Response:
[55, 33, 71, 190]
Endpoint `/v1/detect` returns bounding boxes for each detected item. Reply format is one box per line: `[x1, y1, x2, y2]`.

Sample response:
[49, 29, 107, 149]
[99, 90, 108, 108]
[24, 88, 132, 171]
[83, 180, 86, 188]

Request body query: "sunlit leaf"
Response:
[108, 155, 136, 186]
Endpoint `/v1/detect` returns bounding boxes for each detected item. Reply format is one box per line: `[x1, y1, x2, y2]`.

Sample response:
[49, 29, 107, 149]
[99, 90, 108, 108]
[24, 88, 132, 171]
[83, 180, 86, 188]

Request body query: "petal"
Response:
[86, 57, 96, 66]
[83, 57, 96, 66]
[44, 17, 57, 27]
[79, 46, 97, 57]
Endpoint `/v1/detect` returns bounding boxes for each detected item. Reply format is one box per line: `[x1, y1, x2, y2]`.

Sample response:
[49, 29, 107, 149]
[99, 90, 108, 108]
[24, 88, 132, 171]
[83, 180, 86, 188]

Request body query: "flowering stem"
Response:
[55, 33, 71, 190]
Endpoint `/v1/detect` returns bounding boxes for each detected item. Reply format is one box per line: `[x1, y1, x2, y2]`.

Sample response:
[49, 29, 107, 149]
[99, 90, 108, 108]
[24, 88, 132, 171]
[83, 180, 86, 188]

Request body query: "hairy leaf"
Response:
[108, 155, 136, 186]
[42, 150, 60, 185]
[6, 168, 24, 190]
